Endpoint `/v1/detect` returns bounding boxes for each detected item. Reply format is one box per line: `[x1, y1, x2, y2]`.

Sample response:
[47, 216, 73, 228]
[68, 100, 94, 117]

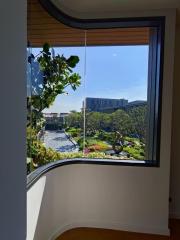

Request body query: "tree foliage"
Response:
[65, 106, 147, 155]
[110, 109, 132, 135]
[86, 112, 102, 136]
[65, 106, 147, 139]
[65, 111, 83, 129]
[27, 43, 81, 128]
[128, 105, 147, 140]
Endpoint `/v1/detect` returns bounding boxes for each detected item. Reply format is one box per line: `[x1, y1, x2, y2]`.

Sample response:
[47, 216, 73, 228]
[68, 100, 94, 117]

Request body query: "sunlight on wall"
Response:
[27, 176, 46, 240]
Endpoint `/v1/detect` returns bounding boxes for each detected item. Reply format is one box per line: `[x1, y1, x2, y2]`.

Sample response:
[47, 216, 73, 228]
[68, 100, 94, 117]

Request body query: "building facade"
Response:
[83, 97, 146, 112]
[43, 112, 69, 130]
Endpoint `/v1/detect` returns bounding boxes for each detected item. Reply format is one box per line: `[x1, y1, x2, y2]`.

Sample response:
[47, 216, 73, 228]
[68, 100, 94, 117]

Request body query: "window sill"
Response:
[27, 158, 159, 190]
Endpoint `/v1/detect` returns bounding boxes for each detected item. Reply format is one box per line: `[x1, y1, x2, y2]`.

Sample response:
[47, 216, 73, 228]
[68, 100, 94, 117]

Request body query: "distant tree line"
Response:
[65, 105, 147, 142]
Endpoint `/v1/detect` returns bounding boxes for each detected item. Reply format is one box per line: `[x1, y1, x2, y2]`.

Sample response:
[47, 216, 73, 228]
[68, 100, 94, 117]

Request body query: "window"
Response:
[27, 2, 165, 173]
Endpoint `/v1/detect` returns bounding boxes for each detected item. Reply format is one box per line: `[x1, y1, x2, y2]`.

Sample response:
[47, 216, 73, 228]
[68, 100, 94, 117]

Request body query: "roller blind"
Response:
[28, 0, 150, 47]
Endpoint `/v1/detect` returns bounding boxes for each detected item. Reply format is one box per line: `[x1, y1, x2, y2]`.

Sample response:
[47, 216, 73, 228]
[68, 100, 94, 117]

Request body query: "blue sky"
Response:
[32, 45, 149, 113]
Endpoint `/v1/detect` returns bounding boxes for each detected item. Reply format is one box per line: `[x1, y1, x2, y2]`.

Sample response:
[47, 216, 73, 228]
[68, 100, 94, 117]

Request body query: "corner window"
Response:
[27, 2, 165, 173]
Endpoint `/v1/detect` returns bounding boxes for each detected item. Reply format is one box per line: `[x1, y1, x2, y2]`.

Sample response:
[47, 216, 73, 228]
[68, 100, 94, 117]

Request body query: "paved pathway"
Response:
[44, 130, 78, 153]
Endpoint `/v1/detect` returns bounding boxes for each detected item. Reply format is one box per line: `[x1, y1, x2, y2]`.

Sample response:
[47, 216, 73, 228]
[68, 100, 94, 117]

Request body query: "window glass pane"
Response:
[39, 46, 85, 153]
[27, 24, 163, 173]
[83, 44, 148, 160]
[27, 33, 86, 173]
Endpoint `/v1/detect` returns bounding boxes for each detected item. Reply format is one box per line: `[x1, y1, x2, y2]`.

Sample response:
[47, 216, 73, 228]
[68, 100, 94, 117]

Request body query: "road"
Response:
[43, 130, 78, 153]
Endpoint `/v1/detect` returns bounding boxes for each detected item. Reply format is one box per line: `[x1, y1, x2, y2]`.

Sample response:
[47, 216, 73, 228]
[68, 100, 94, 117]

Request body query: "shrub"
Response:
[27, 138, 113, 173]
[123, 145, 145, 160]
[66, 127, 81, 137]
[88, 143, 111, 152]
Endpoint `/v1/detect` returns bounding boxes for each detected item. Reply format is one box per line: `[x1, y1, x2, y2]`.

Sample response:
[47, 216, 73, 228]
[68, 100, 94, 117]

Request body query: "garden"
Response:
[27, 43, 147, 174]
[65, 107, 147, 160]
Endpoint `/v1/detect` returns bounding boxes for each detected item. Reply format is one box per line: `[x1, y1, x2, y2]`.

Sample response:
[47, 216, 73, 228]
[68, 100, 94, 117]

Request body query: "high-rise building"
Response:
[83, 97, 147, 113]
[83, 97, 128, 112]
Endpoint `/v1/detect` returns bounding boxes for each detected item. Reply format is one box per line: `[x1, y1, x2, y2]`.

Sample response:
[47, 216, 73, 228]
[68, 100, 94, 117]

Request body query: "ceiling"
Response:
[51, 0, 180, 24]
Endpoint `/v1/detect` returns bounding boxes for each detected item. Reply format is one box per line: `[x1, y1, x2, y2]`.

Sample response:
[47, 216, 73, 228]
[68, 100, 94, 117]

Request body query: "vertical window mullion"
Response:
[146, 27, 158, 161]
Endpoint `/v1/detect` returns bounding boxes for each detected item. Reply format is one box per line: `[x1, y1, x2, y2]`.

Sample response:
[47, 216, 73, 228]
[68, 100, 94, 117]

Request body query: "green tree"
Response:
[109, 109, 132, 153]
[27, 43, 81, 129]
[65, 111, 83, 129]
[110, 109, 132, 135]
[86, 112, 102, 136]
[99, 112, 111, 131]
[128, 105, 147, 141]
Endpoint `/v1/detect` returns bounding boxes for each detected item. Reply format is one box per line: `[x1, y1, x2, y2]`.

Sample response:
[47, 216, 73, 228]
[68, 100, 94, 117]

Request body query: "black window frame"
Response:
[34, 0, 165, 167]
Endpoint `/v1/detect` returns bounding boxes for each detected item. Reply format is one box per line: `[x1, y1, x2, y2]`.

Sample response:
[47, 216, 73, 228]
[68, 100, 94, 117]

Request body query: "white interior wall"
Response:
[0, 0, 178, 239]
[0, 0, 26, 239]
[52, 0, 180, 21]
[26, 9, 176, 240]
[35, 0, 180, 226]
[27, 176, 47, 240]
[30, 164, 171, 240]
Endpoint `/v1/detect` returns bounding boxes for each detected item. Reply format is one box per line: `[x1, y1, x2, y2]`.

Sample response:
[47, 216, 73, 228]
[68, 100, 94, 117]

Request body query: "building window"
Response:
[27, 2, 165, 173]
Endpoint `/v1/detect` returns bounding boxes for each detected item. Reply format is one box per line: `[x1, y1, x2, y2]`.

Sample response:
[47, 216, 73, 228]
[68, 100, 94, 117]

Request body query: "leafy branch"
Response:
[27, 43, 81, 129]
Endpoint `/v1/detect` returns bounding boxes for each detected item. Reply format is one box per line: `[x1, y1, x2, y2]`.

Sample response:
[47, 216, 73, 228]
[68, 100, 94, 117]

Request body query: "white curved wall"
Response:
[27, 9, 176, 240]
[28, 163, 169, 240]
[51, 0, 180, 22]
[27, 176, 46, 240]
